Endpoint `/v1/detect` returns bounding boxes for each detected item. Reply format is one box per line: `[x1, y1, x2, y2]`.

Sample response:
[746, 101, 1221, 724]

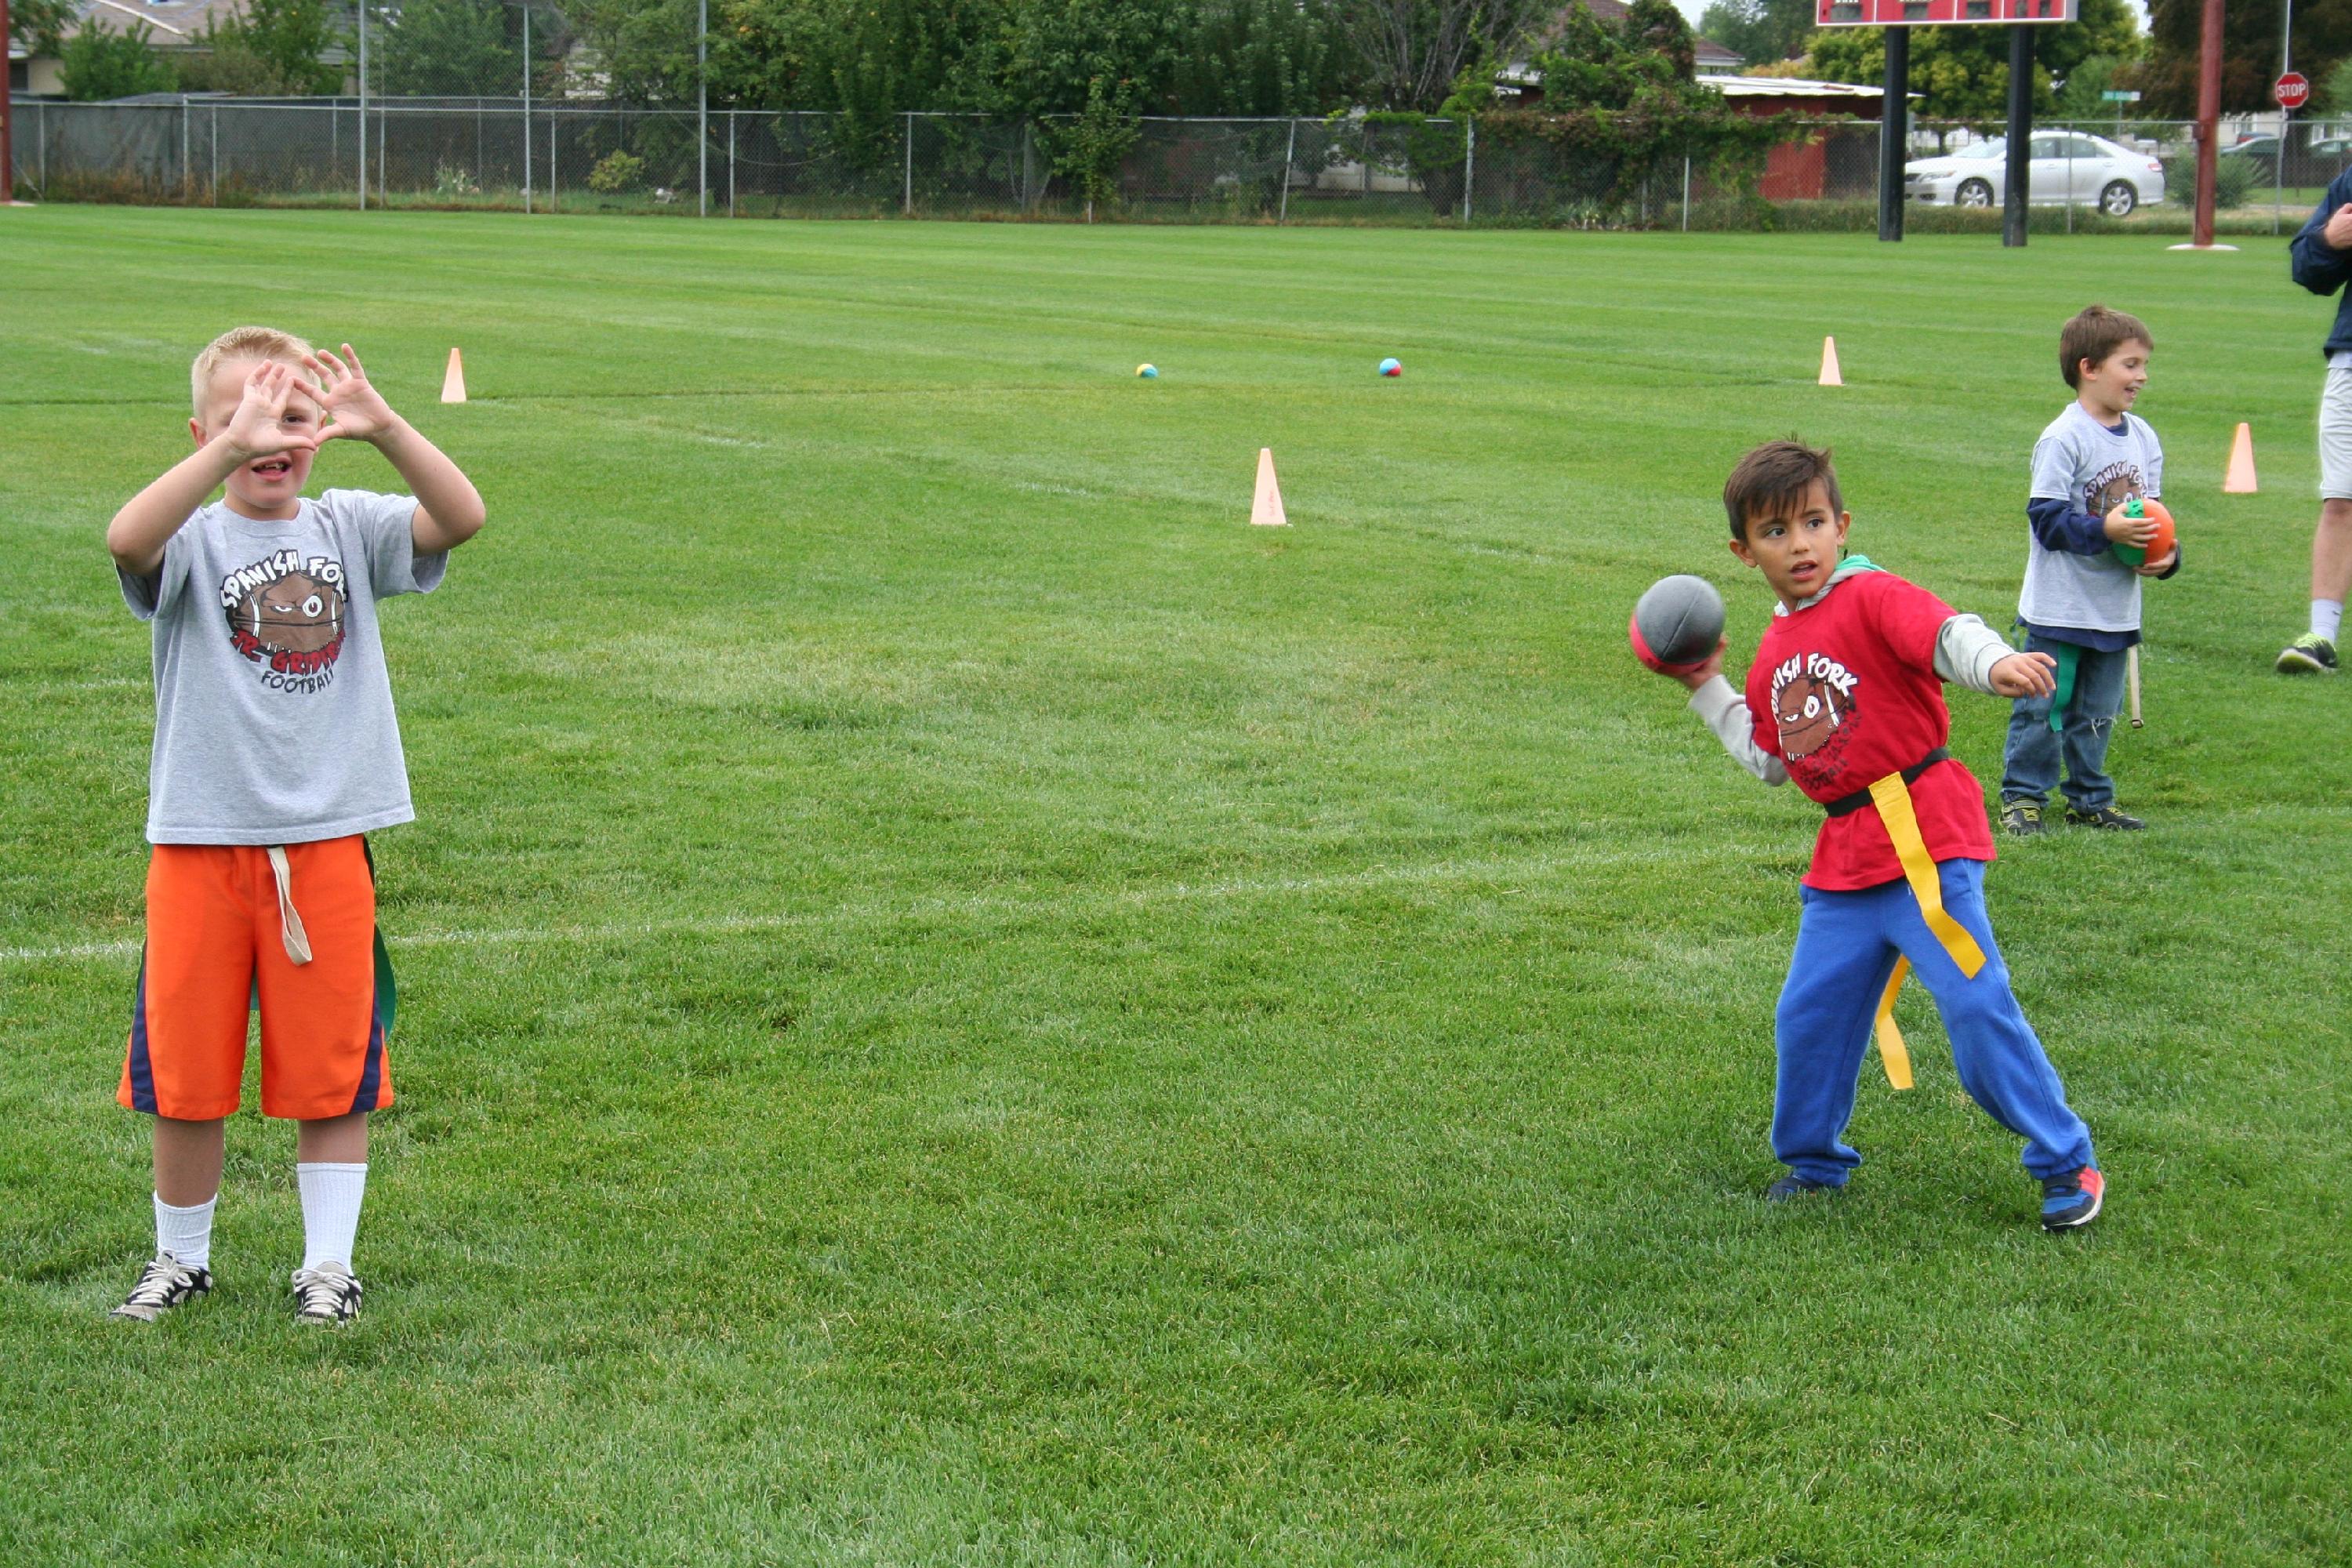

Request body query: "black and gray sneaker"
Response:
[2275, 633, 2339, 675]
[2000, 800, 2047, 837]
[2065, 804, 2146, 830]
[291, 1261, 362, 1324]
[1765, 1171, 1838, 1202]
[111, 1252, 212, 1321]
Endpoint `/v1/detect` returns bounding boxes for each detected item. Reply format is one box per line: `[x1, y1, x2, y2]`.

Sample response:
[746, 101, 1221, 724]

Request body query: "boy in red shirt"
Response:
[1660, 441, 2103, 1230]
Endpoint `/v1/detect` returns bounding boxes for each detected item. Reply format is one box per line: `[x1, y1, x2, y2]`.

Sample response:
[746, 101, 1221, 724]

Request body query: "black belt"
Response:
[1821, 748, 1951, 818]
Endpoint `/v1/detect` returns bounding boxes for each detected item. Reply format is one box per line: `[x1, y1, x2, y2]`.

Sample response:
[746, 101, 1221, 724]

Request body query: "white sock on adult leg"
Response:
[296, 1163, 368, 1272]
[154, 1193, 217, 1271]
[2314, 599, 2344, 642]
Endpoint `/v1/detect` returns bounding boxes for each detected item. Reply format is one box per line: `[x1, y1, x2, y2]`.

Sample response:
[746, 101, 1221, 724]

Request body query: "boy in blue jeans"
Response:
[1664, 440, 2104, 1231]
[1999, 305, 2180, 836]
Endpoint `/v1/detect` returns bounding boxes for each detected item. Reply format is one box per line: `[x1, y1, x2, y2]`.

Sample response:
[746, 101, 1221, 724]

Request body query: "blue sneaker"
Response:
[1765, 1172, 1837, 1202]
[2040, 1167, 2104, 1231]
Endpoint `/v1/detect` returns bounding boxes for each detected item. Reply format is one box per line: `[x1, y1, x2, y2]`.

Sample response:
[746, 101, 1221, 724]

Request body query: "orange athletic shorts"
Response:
[120, 837, 394, 1121]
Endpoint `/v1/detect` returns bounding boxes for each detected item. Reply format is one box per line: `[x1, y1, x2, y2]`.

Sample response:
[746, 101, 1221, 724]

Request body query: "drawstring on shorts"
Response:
[265, 845, 314, 965]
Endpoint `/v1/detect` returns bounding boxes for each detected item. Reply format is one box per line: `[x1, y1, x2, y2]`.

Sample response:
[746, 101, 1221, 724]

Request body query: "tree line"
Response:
[13, 0, 2343, 121]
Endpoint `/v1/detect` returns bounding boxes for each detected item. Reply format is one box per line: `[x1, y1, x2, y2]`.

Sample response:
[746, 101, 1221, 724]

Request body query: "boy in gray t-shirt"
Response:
[103, 328, 485, 1325]
[1998, 306, 2180, 837]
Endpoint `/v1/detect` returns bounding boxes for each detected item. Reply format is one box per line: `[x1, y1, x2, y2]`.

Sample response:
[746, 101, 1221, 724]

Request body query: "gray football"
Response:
[1628, 575, 1726, 673]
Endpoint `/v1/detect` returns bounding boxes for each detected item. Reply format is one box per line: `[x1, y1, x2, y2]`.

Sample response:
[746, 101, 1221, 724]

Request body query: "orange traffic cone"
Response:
[441, 347, 467, 405]
[1250, 448, 1287, 527]
[1818, 336, 1842, 387]
[2223, 422, 2256, 493]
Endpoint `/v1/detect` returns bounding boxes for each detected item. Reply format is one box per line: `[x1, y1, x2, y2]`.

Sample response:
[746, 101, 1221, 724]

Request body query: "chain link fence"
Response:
[9, 99, 2343, 231]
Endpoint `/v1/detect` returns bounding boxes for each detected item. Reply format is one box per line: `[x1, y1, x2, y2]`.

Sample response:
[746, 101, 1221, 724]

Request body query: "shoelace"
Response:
[123, 1259, 197, 1309]
[293, 1269, 356, 1318]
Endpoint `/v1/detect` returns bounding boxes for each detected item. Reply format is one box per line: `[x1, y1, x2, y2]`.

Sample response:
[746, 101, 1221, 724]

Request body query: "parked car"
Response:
[1904, 132, 2166, 216]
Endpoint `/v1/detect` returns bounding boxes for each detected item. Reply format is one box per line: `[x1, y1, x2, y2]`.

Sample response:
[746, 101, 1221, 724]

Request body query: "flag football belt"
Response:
[1817, 749, 1987, 1094]
[1819, 747, 1951, 817]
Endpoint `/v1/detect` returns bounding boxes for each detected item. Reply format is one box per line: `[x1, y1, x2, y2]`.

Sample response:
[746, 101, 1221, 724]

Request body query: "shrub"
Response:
[587, 150, 646, 194]
[2165, 151, 2254, 209]
[60, 24, 177, 100]
[433, 163, 482, 198]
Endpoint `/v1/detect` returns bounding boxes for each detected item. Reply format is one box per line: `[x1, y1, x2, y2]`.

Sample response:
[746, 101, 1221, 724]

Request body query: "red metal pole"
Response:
[2194, 0, 2224, 247]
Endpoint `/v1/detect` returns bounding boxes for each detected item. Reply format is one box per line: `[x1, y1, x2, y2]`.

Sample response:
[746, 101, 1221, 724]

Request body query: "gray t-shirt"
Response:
[2022, 401, 2164, 634]
[120, 489, 447, 845]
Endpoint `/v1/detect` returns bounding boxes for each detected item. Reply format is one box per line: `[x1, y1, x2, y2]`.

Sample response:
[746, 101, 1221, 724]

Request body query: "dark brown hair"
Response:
[1722, 439, 1842, 539]
[2060, 304, 2152, 389]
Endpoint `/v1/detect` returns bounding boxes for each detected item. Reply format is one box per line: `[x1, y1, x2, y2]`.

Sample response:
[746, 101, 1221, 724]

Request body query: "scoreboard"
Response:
[1815, 0, 2078, 23]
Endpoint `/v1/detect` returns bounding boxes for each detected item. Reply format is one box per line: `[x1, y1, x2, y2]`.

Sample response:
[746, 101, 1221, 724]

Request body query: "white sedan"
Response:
[1905, 132, 2165, 216]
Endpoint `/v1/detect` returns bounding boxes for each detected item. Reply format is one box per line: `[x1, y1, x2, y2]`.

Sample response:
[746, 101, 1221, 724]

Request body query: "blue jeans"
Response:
[2001, 633, 2129, 811]
[1773, 860, 2094, 1184]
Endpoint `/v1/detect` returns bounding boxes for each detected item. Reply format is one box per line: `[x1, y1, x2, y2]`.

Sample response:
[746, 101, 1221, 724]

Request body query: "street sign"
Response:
[2101, 89, 2142, 102]
[1816, 0, 2077, 24]
[2275, 72, 2311, 111]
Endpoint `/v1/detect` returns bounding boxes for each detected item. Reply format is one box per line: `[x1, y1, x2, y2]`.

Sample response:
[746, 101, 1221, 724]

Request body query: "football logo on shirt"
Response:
[2084, 461, 2144, 519]
[220, 549, 347, 694]
[1770, 652, 1858, 774]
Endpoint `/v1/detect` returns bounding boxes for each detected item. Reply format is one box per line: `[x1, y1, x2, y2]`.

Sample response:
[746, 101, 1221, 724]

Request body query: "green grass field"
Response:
[2, 207, 2347, 1566]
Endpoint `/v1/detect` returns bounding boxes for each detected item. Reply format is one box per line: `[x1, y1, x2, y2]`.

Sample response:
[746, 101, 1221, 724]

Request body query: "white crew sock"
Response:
[296, 1163, 368, 1272]
[154, 1193, 217, 1271]
[2314, 599, 2344, 643]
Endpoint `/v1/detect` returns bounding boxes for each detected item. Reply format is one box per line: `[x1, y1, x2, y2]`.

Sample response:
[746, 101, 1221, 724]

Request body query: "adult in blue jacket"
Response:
[2285, 187, 2352, 673]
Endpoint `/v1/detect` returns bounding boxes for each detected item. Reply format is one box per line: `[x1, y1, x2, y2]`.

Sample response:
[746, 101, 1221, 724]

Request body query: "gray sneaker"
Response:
[291, 1261, 363, 1324]
[2000, 799, 2047, 837]
[111, 1252, 212, 1321]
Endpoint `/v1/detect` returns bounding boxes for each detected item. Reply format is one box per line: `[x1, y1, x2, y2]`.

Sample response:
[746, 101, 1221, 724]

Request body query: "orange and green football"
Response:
[2108, 496, 2176, 568]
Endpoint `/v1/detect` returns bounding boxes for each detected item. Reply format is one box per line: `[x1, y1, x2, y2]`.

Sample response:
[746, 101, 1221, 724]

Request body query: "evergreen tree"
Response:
[383, 0, 522, 96]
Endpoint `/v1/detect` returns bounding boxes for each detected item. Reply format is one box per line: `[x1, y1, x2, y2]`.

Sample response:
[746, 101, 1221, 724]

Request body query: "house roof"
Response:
[1711, 75, 1893, 100]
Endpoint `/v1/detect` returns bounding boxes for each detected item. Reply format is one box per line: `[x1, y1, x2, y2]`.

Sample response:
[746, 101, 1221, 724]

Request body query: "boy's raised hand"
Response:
[220, 361, 322, 461]
[1989, 651, 2058, 698]
[305, 344, 401, 445]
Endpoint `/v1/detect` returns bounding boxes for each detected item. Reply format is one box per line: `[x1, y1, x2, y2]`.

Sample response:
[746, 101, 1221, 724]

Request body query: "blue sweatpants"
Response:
[1773, 857, 2093, 1185]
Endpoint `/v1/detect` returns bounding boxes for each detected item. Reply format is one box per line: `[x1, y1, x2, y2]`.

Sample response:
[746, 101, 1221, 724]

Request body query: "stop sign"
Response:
[2277, 72, 2312, 110]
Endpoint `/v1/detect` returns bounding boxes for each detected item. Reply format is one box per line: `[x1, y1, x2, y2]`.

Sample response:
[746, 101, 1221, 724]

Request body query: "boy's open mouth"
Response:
[251, 458, 294, 479]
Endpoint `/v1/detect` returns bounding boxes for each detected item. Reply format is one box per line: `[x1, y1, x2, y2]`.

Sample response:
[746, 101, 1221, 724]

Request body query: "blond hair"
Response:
[191, 325, 316, 417]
